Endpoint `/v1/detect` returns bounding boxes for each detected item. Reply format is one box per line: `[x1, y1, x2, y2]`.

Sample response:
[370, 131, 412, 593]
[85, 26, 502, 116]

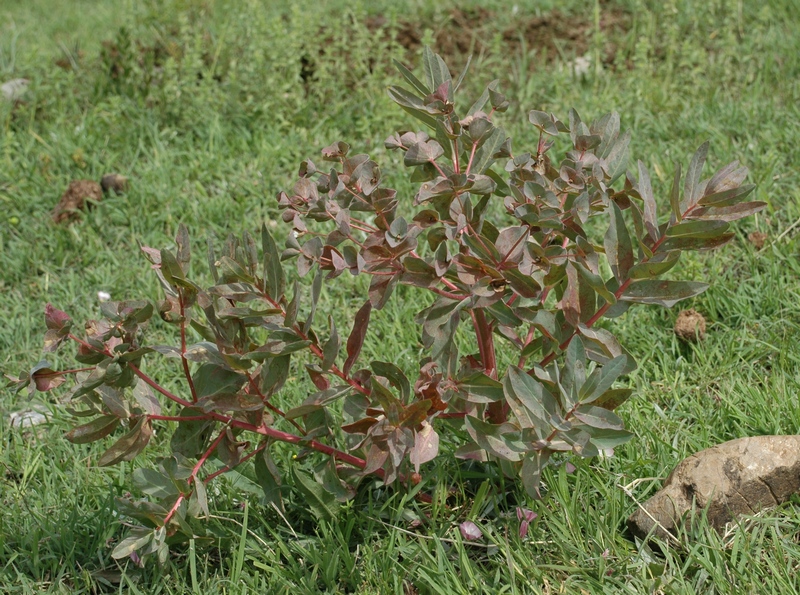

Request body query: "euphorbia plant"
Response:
[12, 49, 763, 562]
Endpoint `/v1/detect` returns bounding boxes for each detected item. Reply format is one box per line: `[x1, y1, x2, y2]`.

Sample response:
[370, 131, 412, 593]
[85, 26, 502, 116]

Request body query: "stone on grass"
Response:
[52, 180, 103, 224]
[101, 173, 129, 194]
[627, 435, 800, 541]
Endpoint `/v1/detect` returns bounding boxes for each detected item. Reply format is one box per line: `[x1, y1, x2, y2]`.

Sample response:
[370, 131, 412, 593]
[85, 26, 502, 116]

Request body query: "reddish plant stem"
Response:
[179, 292, 198, 403]
[149, 414, 210, 422]
[36, 366, 95, 377]
[203, 441, 268, 484]
[429, 286, 469, 301]
[464, 142, 478, 176]
[245, 372, 307, 436]
[430, 158, 448, 179]
[164, 430, 228, 525]
[518, 326, 536, 368]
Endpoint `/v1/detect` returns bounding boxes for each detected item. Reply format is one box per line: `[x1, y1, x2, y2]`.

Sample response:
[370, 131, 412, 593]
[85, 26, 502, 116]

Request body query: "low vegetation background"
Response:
[1, 0, 799, 592]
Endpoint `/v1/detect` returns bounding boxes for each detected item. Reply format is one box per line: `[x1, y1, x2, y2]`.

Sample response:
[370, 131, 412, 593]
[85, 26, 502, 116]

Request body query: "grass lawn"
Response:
[2, 0, 800, 592]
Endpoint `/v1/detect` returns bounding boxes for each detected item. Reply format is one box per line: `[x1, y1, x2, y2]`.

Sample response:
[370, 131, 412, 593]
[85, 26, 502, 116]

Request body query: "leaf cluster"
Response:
[12, 48, 763, 563]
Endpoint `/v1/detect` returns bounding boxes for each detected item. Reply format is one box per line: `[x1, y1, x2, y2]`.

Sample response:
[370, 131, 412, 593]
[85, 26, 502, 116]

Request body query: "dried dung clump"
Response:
[674, 309, 706, 343]
[52, 180, 103, 224]
[101, 173, 129, 194]
[747, 231, 768, 250]
[627, 435, 800, 541]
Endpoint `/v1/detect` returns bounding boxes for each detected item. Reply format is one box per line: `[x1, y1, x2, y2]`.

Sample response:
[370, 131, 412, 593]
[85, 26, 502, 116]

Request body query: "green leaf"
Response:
[573, 405, 625, 430]
[453, 54, 472, 92]
[604, 130, 630, 184]
[562, 337, 587, 406]
[392, 59, 430, 96]
[456, 372, 504, 404]
[594, 388, 633, 411]
[468, 80, 499, 116]
[578, 356, 629, 405]
[422, 47, 452, 100]
[254, 446, 282, 509]
[604, 201, 634, 282]
[386, 86, 439, 129]
[171, 408, 214, 458]
[505, 366, 560, 426]
[111, 527, 155, 560]
[371, 361, 411, 403]
[465, 416, 524, 462]
[620, 280, 709, 307]
[291, 467, 338, 521]
[628, 252, 681, 279]
[584, 426, 634, 450]
[470, 127, 507, 175]
[193, 364, 247, 399]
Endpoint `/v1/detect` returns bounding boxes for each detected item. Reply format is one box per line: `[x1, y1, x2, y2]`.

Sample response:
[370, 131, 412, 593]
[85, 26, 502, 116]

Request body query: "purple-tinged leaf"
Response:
[520, 451, 550, 499]
[705, 161, 749, 195]
[697, 183, 756, 207]
[604, 201, 634, 283]
[65, 415, 120, 444]
[98, 416, 152, 466]
[620, 280, 708, 307]
[593, 388, 633, 411]
[404, 140, 445, 166]
[658, 233, 735, 252]
[689, 201, 766, 222]
[637, 161, 658, 242]
[343, 301, 372, 376]
[666, 220, 730, 238]
[573, 405, 624, 430]
[410, 422, 439, 471]
[682, 141, 709, 210]
[669, 161, 682, 222]
[321, 141, 349, 161]
[44, 304, 71, 331]
[562, 263, 581, 327]
[516, 507, 538, 538]
[459, 521, 482, 541]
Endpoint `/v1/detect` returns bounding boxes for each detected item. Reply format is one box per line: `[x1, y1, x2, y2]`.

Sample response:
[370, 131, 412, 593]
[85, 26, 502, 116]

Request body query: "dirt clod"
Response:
[101, 173, 129, 194]
[52, 180, 103, 224]
[627, 436, 800, 541]
[747, 231, 768, 250]
[674, 309, 706, 343]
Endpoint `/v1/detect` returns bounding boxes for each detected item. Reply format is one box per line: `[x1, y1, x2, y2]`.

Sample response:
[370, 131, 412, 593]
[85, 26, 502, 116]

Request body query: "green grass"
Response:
[2, 0, 800, 592]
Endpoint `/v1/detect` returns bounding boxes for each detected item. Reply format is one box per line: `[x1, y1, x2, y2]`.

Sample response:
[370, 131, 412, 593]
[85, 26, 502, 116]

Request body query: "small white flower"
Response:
[98, 291, 111, 302]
